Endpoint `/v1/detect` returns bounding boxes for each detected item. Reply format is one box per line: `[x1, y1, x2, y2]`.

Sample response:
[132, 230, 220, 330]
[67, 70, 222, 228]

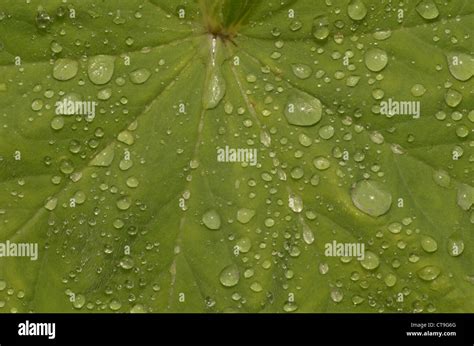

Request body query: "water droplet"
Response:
[116, 196, 131, 210]
[291, 64, 312, 79]
[117, 130, 134, 145]
[417, 265, 440, 281]
[388, 222, 402, 234]
[302, 225, 314, 245]
[126, 177, 139, 188]
[445, 89, 462, 108]
[312, 15, 330, 41]
[250, 282, 263, 292]
[88, 55, 116, 85]
[446, 52, 473, 81]
[288, 194, 303, 213]
[130, 304, 146, 313]
[411, 84, 426, 97]
[457, 184, 474, 211]
[298, 133, 312, 147]
[384, 273, 397, 287]
[44, 197, 58, 211]
[36, 8, 52, 30]
[351, 180, 392, 217]
[72, 294, 86, 309]
[432, 169, 451, 187]
[53, 59, 79, 81]
[360, 251, 380, 270]
[109, 299, 122, 311]
[364, 48, 388, 72]
[447, 235, 464, 257]
[236, 208, 255, 224]
[130, 68, 151, 84]
[90, 145, 115, 167]
[319, 125, 335, 139]
[119, 256, 134, 270]
[219, 265, 240, 287]
[455, 125, 469, 138]
[50, 116, 64, 130]
[60, 159, 75, 174]
[285, 91, 322, 127]
[202, 209, 221, 230]
[347, 0, 367, 21]
[421, 236, 438, 253]
[313, 156, 330, 170]
[416, 0, 439, 20]
[330, 288, 344, 303]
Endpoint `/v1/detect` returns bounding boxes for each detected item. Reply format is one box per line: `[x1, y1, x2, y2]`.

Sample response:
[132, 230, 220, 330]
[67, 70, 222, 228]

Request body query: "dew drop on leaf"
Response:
[202, 209, 221, 230]
[351, 180, 392, 217]
[87, 55, 116, 85]
[284, 91, 322, 126]
[446, 52, 473, 81]
[291, 63, 312, 79]
[416, 0, 440, 20]
[364, 48, 388, 72]
[219, 265, 240, 287]
[421, 236, 438, 253]
[236, 208, 255, 224]
[129, 68, 151, 84]
[360, 251, 380, 270]
[53, 59, 79, 81]
[417, 265, 441, 281]
[347, 0, 367, 21]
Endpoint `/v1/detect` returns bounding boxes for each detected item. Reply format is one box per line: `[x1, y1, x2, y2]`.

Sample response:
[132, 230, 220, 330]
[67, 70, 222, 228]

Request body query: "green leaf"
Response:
[0, 0, 472, 313]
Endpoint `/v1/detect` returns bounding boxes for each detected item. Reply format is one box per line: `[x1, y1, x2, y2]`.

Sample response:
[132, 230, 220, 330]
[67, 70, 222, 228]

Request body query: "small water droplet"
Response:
[432, 169, 451, 187]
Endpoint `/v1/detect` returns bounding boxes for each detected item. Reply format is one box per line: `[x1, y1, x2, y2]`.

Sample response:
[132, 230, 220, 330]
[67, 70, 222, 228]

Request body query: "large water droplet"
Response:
[284, 91, 322, 126]
[351, 180, 392, 217]
[53, 59, 79, 81]
[347, 0, 367, 21]
[202, 209, 221, 230]
[364, 48, 388, 72]
[87, 55, 116, 85]
[219, 265, 240, 287]
[416, 0, 439, 20]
